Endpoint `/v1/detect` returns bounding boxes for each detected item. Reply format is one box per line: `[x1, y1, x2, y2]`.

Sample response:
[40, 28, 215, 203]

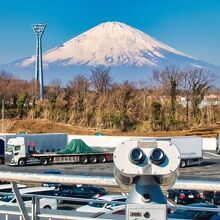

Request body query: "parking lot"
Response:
[0, 151, 220, 218]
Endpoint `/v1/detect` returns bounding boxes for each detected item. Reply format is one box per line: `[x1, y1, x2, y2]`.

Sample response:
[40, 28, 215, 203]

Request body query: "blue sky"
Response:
[0, 0, 220, 66]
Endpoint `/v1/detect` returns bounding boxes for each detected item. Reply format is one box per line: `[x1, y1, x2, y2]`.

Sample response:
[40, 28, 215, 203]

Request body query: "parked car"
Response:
[0, 187, 57, 209]
[211, 213, 220, 220]
[42, 169, 62, 187]
[168, 203, 218, 219]
[167, 189, 202, 204]
[76, 195, 127, 214]
[203, 191, 220, 205]
[55, 185, 108, 204]
[0, 184, 27, 193]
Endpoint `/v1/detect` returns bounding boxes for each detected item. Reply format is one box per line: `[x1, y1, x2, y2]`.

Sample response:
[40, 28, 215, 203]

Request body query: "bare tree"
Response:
[67, 74, 90, 113]
[90, 66, 112, 94]
[182, 68, 215, 123]
[153, 66, 182, 124]
[45, 79, 62, 110]
[110, 81, 139, 131]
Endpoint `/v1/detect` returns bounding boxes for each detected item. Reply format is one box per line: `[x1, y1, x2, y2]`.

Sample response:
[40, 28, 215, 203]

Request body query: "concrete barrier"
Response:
[203, 138, 216, 151]
[68, 135, 144, 148]
[68, 135, 217, 151]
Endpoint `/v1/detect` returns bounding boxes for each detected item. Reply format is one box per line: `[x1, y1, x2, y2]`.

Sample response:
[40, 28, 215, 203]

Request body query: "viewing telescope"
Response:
[114, 139, 181, 220]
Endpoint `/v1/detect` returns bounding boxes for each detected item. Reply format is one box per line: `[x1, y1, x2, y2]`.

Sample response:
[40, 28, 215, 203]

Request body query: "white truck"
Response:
[154, 136, 203, 168]
[5, 133, 68, 166]
[5, 134, 113, 166]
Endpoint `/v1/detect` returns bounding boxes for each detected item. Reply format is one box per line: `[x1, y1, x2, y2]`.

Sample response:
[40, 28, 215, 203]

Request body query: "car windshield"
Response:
[174, 209, 203, 218]
[88, 200, 105, 208]
[0, 195, 14, 202]
[174, 209, 188, 215]
[43, 170, 61, 174]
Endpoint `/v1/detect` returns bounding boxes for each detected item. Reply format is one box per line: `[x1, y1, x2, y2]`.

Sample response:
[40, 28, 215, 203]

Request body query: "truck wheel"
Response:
[98, 155, 106, 163]
[18, 159, 26, 166]
[80, 156, 88, 164]
[180, 160, 186, 168]
[89, 156, 97, 163]
[41, 158, 48, 165]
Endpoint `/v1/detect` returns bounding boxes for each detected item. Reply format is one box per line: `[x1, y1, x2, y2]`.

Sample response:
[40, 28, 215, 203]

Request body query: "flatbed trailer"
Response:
[5, 136, 113, 166]
[28, 152, 113, 165]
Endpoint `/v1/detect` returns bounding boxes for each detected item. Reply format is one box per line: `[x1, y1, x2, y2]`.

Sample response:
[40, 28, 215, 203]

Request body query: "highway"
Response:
[0, 150, 219, 181]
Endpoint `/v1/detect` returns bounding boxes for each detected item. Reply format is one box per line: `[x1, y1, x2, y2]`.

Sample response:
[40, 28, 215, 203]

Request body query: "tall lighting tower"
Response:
[32, 24, 47, 100]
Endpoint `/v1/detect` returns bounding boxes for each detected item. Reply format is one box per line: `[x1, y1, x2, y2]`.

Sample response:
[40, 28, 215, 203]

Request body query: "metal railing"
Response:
[0, 171, 219, 219]
[0, 191, 124, 220]
[0, 191, 220, 220]
[0, 171, 220, 191]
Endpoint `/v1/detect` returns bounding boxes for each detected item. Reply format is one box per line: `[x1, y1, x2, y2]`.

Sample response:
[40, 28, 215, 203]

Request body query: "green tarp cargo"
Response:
[58, 139, 102, 154]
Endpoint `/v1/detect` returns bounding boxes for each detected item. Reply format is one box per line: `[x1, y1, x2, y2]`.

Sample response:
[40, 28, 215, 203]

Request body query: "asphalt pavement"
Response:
[0, 150, 219, 181]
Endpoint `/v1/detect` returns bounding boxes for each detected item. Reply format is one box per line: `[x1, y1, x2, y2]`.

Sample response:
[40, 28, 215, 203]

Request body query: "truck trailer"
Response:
[5, 136, 113, 166]
[71, 135, 203, 168]
[130, 136, 203, 168]
[154, 136, 203, 167]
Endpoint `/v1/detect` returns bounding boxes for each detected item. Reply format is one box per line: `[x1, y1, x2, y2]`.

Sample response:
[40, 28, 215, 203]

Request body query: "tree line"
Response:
[0, 66, 218, 132]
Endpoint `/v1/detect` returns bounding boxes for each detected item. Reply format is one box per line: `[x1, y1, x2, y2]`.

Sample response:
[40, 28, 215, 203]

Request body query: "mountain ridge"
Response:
[1, 21, 219, 83]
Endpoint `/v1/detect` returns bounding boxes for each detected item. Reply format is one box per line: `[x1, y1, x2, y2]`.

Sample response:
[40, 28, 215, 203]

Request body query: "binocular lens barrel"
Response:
[129, 148, 145, 165]
[150, 148, 166, 165]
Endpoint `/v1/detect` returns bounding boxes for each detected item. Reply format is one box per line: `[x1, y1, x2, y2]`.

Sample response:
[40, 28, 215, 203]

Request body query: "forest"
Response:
[0, 66, 218, 132]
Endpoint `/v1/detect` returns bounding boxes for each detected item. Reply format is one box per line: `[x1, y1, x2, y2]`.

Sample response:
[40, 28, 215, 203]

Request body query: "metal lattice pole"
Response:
[32, 24, 46, 100]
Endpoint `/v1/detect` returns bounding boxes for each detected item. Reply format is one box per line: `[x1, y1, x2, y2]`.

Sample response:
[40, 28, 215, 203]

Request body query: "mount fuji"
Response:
[1, 22, 219, 83]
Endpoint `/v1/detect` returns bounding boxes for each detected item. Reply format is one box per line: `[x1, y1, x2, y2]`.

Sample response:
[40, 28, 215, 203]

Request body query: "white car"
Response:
[0, 184, 27, 192]
[76, 194, 127, 214]
[0, 187, 57, 209]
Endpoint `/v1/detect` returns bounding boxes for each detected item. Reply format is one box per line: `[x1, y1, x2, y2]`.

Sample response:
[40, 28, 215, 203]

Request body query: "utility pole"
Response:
[32, 24, 47, 100]
[1, 100, 4, 133]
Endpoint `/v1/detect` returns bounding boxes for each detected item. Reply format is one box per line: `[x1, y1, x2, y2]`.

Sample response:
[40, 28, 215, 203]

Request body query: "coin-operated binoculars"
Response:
[114, 139, 180, 220]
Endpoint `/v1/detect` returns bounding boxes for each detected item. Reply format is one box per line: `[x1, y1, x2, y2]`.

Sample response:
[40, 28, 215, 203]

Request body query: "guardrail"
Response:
[0, 171, 220, 219]
[0, 171, 220, 191]
[0, 191, 220, 220]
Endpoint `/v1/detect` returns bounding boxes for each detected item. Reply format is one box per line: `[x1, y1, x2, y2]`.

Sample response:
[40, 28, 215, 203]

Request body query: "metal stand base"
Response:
[126, 176, 167, 220]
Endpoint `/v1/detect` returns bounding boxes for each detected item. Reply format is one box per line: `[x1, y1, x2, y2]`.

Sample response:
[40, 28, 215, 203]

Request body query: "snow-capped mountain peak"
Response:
[21, 21, 191, 68]
[2, 21, 218, 84]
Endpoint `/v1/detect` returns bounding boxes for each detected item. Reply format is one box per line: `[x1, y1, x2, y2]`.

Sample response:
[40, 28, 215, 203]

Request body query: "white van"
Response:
[0, 187, 57, 209]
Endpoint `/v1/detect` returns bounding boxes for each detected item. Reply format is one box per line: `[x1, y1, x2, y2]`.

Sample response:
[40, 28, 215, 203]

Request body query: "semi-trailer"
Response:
[5, 135, 113, 166]
[155, 136, 203, 168]
[0, 133, 68, 163]
[69, 135, 203, 168]
[131, 136, 203, 168]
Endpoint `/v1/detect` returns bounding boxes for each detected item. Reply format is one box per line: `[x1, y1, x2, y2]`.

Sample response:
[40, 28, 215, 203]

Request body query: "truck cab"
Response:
[5, 137, 27, 166]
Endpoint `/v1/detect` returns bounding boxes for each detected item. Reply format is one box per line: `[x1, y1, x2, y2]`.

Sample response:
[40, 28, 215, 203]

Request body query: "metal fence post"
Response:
[11, 182, 30, 220]
[32, 196, 40, 220]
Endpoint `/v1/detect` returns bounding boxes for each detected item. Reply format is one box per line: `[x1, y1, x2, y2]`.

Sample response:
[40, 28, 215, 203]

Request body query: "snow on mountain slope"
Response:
[1, 21, 219, 83]
[21, 21, 194, 68]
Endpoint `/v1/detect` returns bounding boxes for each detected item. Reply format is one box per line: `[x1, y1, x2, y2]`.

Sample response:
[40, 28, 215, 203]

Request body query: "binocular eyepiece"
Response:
[129, 148, 145, 165]
[150, 148, 166, 165]
[129, 147, 166, 166]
